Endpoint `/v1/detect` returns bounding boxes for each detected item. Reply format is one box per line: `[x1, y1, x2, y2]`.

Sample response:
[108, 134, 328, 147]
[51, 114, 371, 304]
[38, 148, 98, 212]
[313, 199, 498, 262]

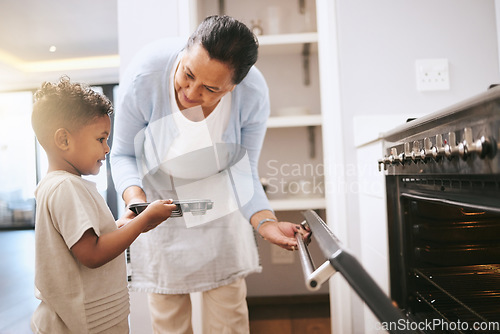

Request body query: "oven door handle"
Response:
[295, 230, 336, 291]
[297, 210, 422, 334]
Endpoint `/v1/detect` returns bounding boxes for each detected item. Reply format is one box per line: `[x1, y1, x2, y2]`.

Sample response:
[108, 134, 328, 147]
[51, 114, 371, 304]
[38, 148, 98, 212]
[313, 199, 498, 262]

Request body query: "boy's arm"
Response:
[71, 200, 175, 268]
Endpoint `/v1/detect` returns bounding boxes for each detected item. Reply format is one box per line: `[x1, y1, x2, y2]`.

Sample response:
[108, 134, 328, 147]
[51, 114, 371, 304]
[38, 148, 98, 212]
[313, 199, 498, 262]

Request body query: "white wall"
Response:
[117, 0, 195, 76]
[327, 1, 499, 333]
[338, 0, 499, 252]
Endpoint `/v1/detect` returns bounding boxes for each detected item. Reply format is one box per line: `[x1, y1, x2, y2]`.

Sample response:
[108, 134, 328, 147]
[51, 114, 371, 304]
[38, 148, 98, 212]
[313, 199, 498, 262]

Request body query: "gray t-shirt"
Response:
[31, 171, 129, 333]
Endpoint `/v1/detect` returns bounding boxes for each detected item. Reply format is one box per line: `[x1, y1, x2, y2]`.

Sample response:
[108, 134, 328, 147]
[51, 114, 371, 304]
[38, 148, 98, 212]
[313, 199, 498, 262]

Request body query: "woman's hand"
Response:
[258, 220, 311, 251]
[251, 210, 311, 251]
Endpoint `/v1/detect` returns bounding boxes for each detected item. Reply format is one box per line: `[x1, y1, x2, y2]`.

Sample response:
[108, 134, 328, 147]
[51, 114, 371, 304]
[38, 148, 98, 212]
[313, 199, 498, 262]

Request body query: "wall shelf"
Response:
[267, 114, 322, 128]
[257, 33, 318, 55]
[269, 197, 326, 211]
[257, 32, 318, 45]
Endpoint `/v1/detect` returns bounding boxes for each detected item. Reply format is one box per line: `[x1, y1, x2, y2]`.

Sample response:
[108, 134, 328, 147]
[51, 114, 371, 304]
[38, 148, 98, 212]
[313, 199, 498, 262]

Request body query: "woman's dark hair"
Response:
[186, 15, 258, 85]
[32, 76, 113, 147]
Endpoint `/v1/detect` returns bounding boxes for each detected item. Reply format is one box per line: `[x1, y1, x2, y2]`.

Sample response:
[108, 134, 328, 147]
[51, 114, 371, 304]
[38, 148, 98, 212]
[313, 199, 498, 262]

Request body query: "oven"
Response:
[377, 85, 500, 333]
[296, 87, 500, 333]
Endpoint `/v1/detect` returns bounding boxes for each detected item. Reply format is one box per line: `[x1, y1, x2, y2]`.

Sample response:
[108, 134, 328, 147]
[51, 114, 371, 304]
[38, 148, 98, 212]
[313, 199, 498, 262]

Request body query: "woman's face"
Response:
[174, 43, 236, 113]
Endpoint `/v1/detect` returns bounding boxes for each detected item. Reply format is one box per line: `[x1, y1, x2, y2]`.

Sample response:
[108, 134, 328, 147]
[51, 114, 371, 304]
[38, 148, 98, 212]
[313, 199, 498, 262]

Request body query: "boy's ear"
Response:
[54, 128, 70, 151]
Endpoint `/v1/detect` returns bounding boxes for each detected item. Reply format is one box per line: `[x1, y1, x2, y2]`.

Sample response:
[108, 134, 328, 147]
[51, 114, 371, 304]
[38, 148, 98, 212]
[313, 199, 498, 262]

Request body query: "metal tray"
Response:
[129, 199, 213, 217]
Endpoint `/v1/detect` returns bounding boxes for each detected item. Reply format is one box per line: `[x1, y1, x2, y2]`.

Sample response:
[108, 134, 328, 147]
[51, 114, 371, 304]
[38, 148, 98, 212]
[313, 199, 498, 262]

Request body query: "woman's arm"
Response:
[122, 185, 148, 205]
[110, 71, 149, 199]
[71, 199, 176, 268]
[239, 69, 310, 250]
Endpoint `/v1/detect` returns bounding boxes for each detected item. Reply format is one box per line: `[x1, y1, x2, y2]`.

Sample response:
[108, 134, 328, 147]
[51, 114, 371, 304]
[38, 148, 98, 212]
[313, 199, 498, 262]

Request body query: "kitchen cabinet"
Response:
[354, 114, 427, 334]
[194, 0, 325, 212]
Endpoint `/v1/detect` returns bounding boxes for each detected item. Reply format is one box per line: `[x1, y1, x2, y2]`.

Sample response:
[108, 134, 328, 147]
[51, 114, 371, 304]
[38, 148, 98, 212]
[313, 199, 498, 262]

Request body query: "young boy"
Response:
[30, 76, 176, 333]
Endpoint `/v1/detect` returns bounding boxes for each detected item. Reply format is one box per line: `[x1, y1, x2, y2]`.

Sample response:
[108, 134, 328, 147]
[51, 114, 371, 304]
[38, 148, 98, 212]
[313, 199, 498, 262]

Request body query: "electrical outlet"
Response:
[415, 59, 450, 91]
[271, 244, 295, 264]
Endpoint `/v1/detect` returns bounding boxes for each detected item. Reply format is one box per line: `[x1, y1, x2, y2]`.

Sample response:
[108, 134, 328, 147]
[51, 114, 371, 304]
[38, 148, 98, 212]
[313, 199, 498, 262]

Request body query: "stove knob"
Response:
[398, 152, 405, 164]
[412, 141, 423, 162]
[377, 156, 392, 171]
[444, 141, 451, 159]
[462, 127, 474, 159]
[445, 132, 464, 159]
[377, 159, 385, 171]
[384, 155, 393, 167]
[423, 137, 438, 160]
[435, 134, 446, 159]
[458, 142, 465, 159]
[478, 136, 497, 159]
[420, 148, 426, 162]
[390, 148, 404, 165]
[462, 128, 496, 159]
[404, 142, 412, 164]
[390, 148, 396, 164]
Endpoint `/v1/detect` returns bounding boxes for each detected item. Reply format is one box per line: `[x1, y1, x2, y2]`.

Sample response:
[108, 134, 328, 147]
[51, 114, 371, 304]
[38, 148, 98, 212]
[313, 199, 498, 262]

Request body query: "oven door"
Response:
[297, 210, 422, 334]
[386, 174, 500, 333]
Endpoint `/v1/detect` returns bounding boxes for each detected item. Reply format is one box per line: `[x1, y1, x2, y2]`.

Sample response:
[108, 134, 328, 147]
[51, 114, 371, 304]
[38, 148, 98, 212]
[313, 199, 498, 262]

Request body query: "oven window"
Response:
[402, 194, 500, 330]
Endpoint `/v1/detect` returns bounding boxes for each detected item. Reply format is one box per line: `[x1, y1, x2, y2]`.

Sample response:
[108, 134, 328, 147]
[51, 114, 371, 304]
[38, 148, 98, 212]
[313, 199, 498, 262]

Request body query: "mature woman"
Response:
[111, 15, 307, 333]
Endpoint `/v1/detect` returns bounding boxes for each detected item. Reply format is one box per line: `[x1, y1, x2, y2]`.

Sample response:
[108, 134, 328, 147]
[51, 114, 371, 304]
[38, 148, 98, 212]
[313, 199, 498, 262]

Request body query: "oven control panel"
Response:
[379, 124, 500, 175]
[379, 86, 500, 175]
[379, 127, 498, 170]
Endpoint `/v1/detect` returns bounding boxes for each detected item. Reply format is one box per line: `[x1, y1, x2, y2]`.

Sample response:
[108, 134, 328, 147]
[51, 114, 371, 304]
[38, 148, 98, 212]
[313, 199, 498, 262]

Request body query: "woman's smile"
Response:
[174, 44, 235, 114]
[180, 90, 198, 105]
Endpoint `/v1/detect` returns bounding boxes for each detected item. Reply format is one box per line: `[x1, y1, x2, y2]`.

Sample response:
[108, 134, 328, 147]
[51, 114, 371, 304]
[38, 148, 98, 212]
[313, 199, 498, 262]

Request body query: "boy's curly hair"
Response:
[32, 76, 113, 148]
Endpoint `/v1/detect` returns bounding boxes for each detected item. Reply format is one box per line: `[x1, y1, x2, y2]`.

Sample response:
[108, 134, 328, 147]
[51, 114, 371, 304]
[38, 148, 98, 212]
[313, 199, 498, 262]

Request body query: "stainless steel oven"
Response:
[377, 85, 500, 333]
[298, 86, 500, 334]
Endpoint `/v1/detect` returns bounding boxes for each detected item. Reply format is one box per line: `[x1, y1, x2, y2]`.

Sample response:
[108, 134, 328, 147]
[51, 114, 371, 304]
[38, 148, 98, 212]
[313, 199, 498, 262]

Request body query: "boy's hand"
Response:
[71, 199, 176, 269]
[141, 199, 177, 232]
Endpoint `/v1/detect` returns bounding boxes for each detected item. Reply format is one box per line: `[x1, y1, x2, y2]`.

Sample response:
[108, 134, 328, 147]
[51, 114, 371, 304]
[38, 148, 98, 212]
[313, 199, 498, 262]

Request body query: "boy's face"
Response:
[64, 115, 111, 176]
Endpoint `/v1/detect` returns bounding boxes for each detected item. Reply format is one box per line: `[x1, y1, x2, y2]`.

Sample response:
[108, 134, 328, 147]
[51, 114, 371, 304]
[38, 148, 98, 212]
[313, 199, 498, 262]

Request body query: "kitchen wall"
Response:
[117, 0, 195, 76]
[337, 0, 499, 253]
[329, 1, 500, 333]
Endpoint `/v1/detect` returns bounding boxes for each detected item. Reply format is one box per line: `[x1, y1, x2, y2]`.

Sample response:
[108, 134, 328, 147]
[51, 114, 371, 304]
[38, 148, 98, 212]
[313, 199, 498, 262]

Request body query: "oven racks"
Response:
[413, 265, 500, 332]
